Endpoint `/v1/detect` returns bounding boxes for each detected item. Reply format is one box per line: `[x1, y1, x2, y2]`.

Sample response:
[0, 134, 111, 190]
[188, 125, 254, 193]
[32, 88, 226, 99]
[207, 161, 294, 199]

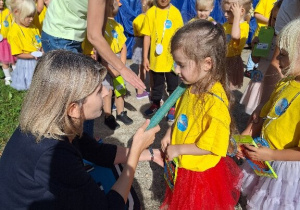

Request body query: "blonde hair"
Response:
[19, 50, 107, 142]
[277, 18, 300, 77]
[6, 0, 36, 21]
[222, 0, 251, 17]
[196, 0, 214, 10]
[142, 0, 153, 13]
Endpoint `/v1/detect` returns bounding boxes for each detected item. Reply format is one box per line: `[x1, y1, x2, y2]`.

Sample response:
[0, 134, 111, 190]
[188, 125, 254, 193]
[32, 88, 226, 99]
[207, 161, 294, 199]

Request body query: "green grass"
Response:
[0, 69, 26, 156]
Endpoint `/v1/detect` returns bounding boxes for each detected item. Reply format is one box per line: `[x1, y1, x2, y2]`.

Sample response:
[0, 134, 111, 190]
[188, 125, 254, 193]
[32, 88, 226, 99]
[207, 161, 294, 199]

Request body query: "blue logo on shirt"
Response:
[275, 98, 288, 116]
[165, 20, 172, 29]
[177, 114, 188, 132]
[3, 20, 9, 27]
[35, 35, 41, 43]
[111, 30, 118, 39]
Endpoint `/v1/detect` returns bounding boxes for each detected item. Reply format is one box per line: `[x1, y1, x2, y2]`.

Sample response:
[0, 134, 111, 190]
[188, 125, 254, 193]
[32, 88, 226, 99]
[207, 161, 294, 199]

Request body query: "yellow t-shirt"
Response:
[133, 13, 145, 37]
[188, 16, 215, 23]
[104, 18, 127, 54]
[254, 0, 277, 37]
[0, 8, 13, 38]
[260, 78, 300, 150]
[7, 23, 41, 55]
[141, 5, 183, 72]
[172, 82, 230, 172]
[223, 21, 249, 57]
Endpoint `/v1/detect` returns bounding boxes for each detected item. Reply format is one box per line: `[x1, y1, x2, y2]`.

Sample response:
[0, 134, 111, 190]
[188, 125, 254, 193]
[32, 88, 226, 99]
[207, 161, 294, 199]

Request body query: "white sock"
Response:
[3, 68, 11, 80]
[11, 64, 16, 71]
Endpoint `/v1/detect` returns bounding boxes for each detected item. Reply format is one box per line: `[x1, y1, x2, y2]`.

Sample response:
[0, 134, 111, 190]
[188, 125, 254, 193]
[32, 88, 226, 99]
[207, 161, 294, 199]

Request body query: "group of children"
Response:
[1, 0, 300, 209]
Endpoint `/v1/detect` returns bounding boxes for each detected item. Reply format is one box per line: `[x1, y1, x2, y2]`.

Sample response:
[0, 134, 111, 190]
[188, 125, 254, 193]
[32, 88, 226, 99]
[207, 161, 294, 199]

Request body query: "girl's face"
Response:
[277, 49, 290, 74]
[0, 0, 4, 9]
[173, 49, 210, 85]
[196, 5, 213, 20]
[156, 0, 170, 9]
[223, 3, 234, 23]
[82, 85, 109, 120]
[19, 15, 34, 27]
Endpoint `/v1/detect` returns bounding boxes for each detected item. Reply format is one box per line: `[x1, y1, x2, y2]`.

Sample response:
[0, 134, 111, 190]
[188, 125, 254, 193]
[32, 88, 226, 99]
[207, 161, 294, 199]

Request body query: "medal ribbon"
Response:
[154, 5, 170, 45]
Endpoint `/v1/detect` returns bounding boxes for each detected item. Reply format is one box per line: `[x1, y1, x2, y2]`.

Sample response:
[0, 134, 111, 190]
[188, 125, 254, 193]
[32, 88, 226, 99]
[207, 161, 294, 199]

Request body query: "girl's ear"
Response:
[67, 103, 81, 119]
[203, 57, 212, 72]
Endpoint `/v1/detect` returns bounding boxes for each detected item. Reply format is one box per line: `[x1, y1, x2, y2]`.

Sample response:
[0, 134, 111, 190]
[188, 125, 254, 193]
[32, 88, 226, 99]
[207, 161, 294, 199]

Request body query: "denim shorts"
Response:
[41, 31, 83, 53]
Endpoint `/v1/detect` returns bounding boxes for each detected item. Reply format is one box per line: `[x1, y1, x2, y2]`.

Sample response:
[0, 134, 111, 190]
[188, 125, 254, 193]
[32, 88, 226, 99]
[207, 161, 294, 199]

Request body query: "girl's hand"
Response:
[231, 2, 242, 18]
[236, 144, 246, 159]
[153, 149, 164, 167]
[143, 58, 150, 71]
[131, 120, 160, 155]
[161, 137, 170, 153]
[243, 144, 274, 161]
[165, 145, 179, 161]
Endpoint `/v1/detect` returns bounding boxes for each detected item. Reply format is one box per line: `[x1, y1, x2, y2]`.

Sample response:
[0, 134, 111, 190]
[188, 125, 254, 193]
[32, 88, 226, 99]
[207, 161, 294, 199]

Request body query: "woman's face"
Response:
[82, 85, 108, 120]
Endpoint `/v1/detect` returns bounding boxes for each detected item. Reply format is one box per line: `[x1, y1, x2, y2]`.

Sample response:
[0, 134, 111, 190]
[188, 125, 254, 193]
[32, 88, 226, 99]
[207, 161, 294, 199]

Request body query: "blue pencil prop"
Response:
[146, 83, 187, 130]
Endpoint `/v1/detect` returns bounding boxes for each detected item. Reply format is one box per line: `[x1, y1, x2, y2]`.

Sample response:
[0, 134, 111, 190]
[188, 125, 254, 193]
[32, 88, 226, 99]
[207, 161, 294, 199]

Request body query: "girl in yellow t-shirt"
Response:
[160, 20, 242, 210]
[132, 0, 153, 99]
[222, 0, 251, 90]
[189, 0, 215, 23]
[239, 18, 300, 209]
[7, 0, 42, 90]
[0, 1, 16, 85]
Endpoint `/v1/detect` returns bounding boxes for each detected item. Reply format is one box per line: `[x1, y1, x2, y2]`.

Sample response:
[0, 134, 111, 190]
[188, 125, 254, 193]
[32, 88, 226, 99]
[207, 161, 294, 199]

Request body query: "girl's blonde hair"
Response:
[6, 0, 36, 21]
[277, 18, 300, 77]
[196, 0, 214, 10]
[19, 50, 107, 142]
[222, 0, 252, 17]
[142, 0, 153, 13]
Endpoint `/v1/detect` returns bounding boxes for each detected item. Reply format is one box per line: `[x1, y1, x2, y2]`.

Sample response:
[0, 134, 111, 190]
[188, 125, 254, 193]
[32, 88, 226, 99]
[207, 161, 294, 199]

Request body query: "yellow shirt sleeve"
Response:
[132, 14, 145, 37]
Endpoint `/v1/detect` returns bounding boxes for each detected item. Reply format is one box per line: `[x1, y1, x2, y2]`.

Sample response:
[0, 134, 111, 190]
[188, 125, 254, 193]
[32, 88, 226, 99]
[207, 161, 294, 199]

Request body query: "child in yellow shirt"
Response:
[189, 0, 215, 22]
[0, 0, 16, 85]
[141, 0, 183, 121]
[7, 0, 42, 90]
[102, 0, 133, 130]
[222, 0, 251, 90]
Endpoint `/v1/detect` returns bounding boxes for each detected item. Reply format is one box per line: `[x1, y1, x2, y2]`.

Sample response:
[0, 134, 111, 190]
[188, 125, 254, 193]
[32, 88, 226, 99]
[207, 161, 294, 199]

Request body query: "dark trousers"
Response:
[151, 71, 178, 106]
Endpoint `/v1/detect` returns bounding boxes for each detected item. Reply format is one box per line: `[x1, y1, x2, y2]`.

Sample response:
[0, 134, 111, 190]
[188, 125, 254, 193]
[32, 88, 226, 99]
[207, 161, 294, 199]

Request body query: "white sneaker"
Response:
[5, 77, 11, 85]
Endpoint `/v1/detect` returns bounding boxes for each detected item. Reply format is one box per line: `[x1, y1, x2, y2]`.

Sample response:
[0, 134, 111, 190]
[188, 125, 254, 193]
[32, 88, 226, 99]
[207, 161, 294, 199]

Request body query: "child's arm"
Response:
[36, 0, 45, 14]
[230, 3, 242, 43]
[143, 35, 151, 71]
[165, 144, 211, 161]
[120, 44, 127, 65]
[16, 53, 36, 60]
[254, 13, 268, 25]
[243, 145, 300, 161]
[161, 127, 172, 152]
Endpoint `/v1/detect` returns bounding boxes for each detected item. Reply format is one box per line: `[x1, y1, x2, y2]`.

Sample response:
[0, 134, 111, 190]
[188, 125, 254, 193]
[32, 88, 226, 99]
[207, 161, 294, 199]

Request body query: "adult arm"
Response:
[86, 0, 145, 90]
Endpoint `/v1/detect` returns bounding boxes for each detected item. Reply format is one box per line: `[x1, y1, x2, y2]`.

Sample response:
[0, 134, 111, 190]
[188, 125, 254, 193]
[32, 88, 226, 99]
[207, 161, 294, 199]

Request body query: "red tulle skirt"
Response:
[160, 157, 243, 210]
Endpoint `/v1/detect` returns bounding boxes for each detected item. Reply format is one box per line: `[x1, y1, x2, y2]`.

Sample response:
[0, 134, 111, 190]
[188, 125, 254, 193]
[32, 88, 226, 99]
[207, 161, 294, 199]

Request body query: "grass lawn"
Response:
[0, 69, 26, 156]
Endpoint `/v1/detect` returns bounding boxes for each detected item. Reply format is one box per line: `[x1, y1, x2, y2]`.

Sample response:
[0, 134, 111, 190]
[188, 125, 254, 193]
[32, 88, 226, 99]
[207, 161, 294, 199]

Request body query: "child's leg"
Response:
[2, 63, 11, 85]
[103, 88, 120, 130]
[115, 96, 133, 125]
[137, 64, 146, 95]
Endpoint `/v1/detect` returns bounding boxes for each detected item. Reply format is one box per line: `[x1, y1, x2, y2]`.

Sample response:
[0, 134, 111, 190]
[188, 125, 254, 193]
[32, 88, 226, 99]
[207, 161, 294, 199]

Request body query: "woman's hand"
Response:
[242, 144, 274, 161]
[131, 120, 160, 155]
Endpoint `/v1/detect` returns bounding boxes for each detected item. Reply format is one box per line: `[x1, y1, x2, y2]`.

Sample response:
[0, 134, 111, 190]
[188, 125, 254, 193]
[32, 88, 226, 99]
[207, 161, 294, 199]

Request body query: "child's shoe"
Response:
[136, 91, 148, 100]
[244, 70, 252, 78]
[144, 103, 159, 116]
[112, 103, 117, 111]
[104, 115, 120, 130]
[4, 78, 11, 85]
[167, 107, 175, 122]
[116, 111, 133, 125]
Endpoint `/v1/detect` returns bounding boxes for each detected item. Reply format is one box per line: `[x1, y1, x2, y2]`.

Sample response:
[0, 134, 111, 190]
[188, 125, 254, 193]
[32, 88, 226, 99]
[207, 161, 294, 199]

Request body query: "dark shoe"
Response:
[116, 111, 133, 125]
[244, 70, 252, 78]
[104, 115, 120, 130]
[144, 103, 159, 116]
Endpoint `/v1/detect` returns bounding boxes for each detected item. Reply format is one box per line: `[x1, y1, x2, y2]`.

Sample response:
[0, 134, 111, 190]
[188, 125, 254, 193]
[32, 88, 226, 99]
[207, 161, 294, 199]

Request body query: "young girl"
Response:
[6, 0, 42, 90]
[240, 17, 300, 209]
[222, 0, 251, 90]
[102, 0, 133, 130]
[240, 1, 282, 115]
[189, 0, 215, 22]
[0, 0, 16, 85]
[132, 0, 153, 99]
[160, 20, 242, 209]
